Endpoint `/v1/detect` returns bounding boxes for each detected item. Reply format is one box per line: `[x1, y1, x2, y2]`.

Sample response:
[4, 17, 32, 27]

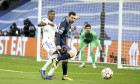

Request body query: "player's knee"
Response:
[49, 49, 57, 56]
[62, 60, 68, 63]
[68, 50, 75, 58]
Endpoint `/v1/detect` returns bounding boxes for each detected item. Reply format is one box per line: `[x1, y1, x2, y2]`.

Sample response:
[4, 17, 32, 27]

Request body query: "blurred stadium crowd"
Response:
[0, 0, 111, 39]
[0, 0, 36, 37]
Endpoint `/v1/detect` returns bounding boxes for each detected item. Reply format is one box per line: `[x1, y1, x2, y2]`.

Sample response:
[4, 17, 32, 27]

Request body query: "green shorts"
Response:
[79, 39, 96, 49]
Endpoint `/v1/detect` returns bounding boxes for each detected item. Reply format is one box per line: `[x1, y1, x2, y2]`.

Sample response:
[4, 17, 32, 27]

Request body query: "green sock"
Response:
[91, 52, 95, 64]
[81, 49, 85, 63]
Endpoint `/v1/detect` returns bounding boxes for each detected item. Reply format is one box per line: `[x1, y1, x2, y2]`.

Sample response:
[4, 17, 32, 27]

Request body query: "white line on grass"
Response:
[0, 69, 36, 73]
[0, 69, 100, 74]
[0, 68, 128, 75]
[0, 57, 28, 60]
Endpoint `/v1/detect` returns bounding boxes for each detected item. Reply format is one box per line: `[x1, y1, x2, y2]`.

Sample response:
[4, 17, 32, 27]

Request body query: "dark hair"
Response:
[12, 23, 17, 27]
[48, 10, 55, 14]
[85, 24, 91, 28]
[68, 12, 76, 16]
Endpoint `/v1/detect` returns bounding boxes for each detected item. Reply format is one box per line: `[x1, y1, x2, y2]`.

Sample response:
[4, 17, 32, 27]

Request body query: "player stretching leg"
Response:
[53, 12, 80, 80]
[76, 24, 102, 68]
[38, 10, 59, 80]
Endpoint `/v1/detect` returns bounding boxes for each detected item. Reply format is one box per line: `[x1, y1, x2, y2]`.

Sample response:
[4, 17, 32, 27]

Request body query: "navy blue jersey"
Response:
[55, 17, 71, 46]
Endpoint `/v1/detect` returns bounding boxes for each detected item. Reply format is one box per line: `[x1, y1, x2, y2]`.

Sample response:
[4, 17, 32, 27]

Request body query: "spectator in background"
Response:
[74, 32, 80, 39]
[68, 31, 74, 38]
[0, 30, 3, 36]
[71, 33, 75, 39]
[23, 19, 36, 37]
[9, 23, 20, 36]
[3, 29, 9, 36]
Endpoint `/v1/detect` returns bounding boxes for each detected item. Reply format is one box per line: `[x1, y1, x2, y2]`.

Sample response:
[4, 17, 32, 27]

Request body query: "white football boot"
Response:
[92, 64, 97, 68]
[79, 63, 85, 67]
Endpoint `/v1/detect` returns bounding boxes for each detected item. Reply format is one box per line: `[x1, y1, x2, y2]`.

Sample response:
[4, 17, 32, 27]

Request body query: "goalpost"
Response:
[118, 0, 140, 69]
[37, 0, 42, 61]
[37, 0, 140, 69]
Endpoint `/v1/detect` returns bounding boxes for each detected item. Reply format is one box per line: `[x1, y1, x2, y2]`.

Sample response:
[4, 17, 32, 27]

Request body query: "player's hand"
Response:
[75, 51, 80, 60]
[56, 46, 61, 50]
[71, 26, 76, 31]
[48, 22, 55, 27]
[99, 48, 102, 52]
[75, 16, 80, 20]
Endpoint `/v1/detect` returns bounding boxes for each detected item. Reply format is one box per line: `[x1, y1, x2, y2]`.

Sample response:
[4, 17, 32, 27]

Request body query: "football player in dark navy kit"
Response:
[53, 12, 80, 80]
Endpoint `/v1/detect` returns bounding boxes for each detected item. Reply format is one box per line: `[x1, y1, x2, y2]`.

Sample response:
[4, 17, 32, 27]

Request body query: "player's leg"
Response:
[79, 44, 87, 67]
[41, 52, 58, 70]
[40, 53, 58, 79]
[46, 62, 60, 80]
[40, 39, 58, 79]
[62, 60, 73, 80]
[53, 45, 75, 69]
[90, 41, 96, 68]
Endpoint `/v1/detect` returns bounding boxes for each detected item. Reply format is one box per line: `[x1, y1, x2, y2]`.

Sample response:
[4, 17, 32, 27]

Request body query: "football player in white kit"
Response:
[38, 10, 59, 80]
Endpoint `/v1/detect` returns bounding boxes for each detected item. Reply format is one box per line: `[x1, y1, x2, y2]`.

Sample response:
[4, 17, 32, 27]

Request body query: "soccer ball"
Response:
[101, 68, 113, 80]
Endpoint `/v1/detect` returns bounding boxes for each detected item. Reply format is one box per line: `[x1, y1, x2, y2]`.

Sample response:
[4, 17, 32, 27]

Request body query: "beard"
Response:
[70, 21, 74, 24]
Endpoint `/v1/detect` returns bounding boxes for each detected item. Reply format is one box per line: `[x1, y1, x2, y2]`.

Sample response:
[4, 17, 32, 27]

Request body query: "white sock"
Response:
[42, 57, 53, 70]
[42, 54, 58, 70]
[63, 75, 67, 77]
[47, 62, 60, 76]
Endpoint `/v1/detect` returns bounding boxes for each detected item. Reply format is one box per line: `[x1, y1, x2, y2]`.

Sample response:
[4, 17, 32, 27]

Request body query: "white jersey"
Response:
[41, 18, 57, 44]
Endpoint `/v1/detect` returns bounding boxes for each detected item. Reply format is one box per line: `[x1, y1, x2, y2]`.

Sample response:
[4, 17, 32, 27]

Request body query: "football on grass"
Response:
[101, 68, 113, 80]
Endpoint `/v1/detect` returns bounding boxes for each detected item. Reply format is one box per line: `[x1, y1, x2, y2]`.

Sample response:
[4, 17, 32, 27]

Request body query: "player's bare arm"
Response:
[48, 22, 55, 27]
[75, 16, 80, 20]
[38, 21, 55, 27]
[56, 46, 61, 50]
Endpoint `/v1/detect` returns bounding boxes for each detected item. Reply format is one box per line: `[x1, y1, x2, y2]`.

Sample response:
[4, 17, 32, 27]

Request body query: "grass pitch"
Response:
[0, 55, 140, 84]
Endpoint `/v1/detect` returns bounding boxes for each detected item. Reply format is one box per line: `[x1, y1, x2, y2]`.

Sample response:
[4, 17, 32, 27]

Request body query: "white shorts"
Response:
[42, 37, 56, 56]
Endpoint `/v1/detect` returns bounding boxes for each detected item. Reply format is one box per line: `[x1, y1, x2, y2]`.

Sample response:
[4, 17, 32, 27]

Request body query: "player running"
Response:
[76, 24, 102, 68]
[38, 10, 59, 80]
[53, 12, 80, 80]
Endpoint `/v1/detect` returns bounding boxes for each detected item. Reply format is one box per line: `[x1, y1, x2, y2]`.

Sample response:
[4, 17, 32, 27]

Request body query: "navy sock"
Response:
[62, 62, 68, 75]
[57, 53, 71, 61]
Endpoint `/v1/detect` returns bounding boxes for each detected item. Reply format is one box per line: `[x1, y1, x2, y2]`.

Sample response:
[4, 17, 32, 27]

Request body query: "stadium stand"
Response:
[0, 0, 140, 41]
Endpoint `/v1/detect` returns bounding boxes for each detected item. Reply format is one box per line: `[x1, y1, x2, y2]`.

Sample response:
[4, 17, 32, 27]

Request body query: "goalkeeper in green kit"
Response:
[76, 24, 102, 68]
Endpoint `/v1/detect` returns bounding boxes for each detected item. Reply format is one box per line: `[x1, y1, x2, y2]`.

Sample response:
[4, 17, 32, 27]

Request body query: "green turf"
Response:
[0, 55, 140, 84]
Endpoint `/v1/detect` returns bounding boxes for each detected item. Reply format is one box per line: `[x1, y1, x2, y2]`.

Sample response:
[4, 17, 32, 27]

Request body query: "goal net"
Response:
[118, 0, 140, 69]
[37, 0, 140, 69]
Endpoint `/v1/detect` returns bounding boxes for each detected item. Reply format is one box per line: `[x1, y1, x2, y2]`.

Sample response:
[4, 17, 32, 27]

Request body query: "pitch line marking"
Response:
[0, 68, 128, 75]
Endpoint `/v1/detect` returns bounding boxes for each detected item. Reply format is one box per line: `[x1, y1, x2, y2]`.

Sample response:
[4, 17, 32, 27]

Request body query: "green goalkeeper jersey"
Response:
[80, 29, 102, 48]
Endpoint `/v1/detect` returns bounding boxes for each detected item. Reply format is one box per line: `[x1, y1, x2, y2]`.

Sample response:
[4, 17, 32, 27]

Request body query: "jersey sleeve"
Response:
[55, 21, 66, 46]
[41, 18, 49, 24]
[95, 38, 102, 48]
[91, 30, 102, 48]
[57, 22, 65, 34]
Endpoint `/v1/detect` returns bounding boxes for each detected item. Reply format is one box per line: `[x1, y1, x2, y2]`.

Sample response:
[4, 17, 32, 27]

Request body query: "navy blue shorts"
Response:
[59, 44, 71, 54]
